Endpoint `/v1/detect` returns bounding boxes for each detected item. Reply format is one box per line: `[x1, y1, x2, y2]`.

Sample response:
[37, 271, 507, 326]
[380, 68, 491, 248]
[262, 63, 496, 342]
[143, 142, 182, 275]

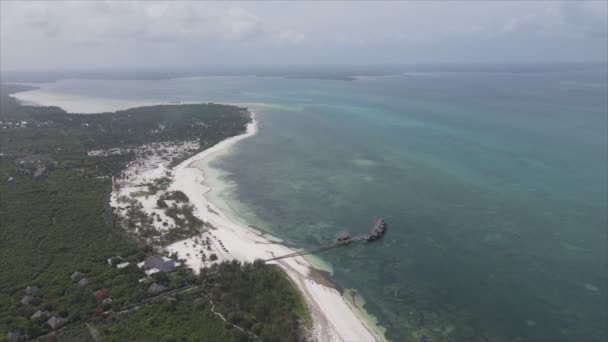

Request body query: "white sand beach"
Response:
[11, 88, 194, 114]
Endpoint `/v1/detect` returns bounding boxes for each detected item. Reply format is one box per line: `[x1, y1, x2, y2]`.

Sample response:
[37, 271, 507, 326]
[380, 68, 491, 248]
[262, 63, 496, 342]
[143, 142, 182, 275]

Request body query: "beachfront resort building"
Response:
[139, 255, 176, 275]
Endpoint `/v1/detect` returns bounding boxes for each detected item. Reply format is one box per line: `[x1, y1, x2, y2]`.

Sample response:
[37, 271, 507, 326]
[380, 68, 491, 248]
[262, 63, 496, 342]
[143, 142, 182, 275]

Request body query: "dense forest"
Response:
[0, 84, 309, 341]
[96, 261, 309, 342]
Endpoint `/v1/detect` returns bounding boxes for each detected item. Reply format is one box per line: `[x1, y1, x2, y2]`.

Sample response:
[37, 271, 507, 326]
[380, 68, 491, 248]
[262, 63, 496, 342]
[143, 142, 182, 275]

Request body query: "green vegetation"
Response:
[115, 189, 207, 244]
[162, 204, 206, 243]
[1, 84, 251, 155]
[0, 165, 143, 337]
[0, 84, 309, 341]
[162, 190, 190, 203]
[147, 177, 172, 195]
[96, 261, 308, 342]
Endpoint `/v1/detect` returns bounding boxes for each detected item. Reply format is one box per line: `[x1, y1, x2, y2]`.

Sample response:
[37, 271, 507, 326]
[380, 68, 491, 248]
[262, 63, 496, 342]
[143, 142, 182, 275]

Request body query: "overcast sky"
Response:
[1, 1, 607, 71]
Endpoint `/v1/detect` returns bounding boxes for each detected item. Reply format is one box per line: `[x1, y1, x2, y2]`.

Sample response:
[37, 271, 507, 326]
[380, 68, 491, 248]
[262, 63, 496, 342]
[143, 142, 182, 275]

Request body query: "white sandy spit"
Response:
[165, 114, 381, 342]
[11, 88, 197, 114]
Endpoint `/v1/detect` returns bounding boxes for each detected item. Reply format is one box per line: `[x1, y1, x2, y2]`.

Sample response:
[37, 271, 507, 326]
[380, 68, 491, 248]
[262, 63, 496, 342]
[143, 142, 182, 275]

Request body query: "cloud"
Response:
[278, 29, 306, 45]
[562, 1, 608, 38]
[0, 1, 606, 69]
[499, 2, 607, 39]
[221, 6, 262, 41]
[1, 1, 264, 44]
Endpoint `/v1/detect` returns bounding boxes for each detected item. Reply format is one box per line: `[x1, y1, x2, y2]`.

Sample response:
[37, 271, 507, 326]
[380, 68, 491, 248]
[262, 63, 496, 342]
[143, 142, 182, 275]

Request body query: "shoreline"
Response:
[9, 86, 302, 115]
[168, 112, 382, 342]
[9, 87, 384, 341]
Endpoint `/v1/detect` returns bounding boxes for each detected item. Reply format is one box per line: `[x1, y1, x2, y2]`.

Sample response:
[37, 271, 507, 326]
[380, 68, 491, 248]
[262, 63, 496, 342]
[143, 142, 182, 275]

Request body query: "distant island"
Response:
[2, 62, 605, 84]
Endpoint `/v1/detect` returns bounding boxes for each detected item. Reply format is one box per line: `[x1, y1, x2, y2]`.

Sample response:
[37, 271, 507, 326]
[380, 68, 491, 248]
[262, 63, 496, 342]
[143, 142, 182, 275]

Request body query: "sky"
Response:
[1, 1, 607, 71]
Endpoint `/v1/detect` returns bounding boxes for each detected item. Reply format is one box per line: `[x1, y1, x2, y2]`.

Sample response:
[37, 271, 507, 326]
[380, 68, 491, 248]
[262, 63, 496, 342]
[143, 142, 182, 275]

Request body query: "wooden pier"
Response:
[264, 218, 387, 262]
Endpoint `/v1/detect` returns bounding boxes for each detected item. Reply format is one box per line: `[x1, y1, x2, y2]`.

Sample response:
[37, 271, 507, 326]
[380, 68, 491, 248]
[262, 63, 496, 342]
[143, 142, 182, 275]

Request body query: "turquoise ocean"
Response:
[20, 68, 607, 341]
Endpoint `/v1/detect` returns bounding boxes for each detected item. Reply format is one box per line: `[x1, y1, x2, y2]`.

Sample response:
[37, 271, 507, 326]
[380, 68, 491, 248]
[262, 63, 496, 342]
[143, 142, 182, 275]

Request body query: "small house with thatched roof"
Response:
[70, 271, 84, 280]
[46, 316, 67, 330]
[107, 256, 123, 266]
[24, 285, 39, 295]
[20, 295, 33, 305]
[31, 310, 51, 320]
[148, 283, 167, 295]
[116, 261, 130, 269]
[6, 330, 22, 342]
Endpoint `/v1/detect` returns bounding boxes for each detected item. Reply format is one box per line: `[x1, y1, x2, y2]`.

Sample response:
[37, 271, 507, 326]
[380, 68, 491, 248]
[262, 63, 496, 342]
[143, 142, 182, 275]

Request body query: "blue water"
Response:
[23, 69, 608, 341]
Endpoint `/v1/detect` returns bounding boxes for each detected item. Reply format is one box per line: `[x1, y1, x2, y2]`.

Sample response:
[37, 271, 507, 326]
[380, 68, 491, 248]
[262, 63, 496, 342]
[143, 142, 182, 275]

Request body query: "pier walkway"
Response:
[264, 218, 387, 262]
[264, 234, 368, 262]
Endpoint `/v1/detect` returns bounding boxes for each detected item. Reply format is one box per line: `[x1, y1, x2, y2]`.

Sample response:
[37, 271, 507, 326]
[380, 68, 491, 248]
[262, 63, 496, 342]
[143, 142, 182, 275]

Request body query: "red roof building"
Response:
[94, 290, 107, 300]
